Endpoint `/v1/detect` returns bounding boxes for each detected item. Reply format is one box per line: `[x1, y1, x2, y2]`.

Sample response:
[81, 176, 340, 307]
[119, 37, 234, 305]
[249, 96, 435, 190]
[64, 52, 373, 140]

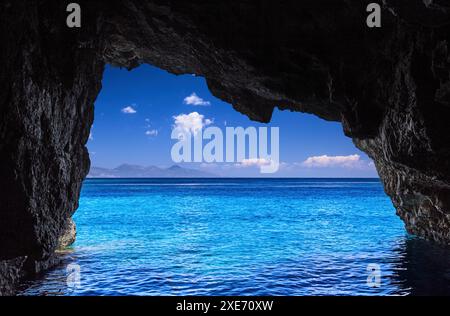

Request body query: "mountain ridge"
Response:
[87, 164, 217, 178]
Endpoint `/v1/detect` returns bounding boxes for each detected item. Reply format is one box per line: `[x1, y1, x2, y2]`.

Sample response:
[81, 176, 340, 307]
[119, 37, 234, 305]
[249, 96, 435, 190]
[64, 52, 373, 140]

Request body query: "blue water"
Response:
[18, 178, 450, 295]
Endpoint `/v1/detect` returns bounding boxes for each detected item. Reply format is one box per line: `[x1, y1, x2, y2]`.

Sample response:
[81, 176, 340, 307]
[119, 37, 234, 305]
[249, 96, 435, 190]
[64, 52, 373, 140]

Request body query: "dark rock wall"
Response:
[1, 0, 449, 294]
[0, 1, 103, 294]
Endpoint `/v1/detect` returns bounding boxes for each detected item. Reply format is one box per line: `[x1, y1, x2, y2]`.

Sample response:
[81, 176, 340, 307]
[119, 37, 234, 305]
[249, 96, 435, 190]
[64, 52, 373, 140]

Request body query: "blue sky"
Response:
[87, 64, 378, 177]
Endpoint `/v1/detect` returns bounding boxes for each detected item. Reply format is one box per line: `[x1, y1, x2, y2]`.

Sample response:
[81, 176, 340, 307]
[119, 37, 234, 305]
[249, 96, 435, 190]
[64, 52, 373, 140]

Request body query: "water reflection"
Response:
[17, 236, 450, 296]
[390, 236, 450, 295]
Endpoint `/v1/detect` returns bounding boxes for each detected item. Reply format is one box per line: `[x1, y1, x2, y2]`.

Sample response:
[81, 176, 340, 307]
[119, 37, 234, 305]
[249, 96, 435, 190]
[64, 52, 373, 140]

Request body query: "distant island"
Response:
[87, 164, 217, 178]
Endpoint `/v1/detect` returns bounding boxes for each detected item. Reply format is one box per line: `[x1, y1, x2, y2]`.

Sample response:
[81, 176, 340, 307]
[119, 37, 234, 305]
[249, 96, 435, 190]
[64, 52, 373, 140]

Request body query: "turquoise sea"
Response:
[18, 178, 450, 295]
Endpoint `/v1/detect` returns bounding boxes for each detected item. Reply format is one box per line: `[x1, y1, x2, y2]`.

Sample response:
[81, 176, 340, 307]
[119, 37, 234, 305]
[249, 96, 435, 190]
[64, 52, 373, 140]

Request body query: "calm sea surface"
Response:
[18, 178, 450, 295]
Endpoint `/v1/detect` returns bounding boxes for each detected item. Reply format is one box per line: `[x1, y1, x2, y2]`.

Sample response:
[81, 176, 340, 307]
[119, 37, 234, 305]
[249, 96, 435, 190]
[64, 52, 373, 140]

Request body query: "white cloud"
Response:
[235, 158, 271, 168]
[183, 93, 211, 106]
[302, 154, 365, 169]
[121, 106, 137, 114]
[89, 132, 94, 141]
[145, 129, 158, 137]
[173, 112, 213, 135]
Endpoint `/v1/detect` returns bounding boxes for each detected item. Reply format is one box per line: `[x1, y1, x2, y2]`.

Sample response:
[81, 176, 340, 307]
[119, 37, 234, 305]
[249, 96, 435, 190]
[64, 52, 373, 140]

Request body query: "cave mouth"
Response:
[17, 63, 439, 296]
[2, 0, 450, 298]
[87, 64, 382, 179]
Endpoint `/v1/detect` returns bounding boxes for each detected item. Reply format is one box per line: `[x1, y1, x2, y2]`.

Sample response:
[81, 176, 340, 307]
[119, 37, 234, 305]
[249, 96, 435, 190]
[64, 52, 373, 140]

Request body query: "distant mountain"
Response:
[87, 164, 217, 178]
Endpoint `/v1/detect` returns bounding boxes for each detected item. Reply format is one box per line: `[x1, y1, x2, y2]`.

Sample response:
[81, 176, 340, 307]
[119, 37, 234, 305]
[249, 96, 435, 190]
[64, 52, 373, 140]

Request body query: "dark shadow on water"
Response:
[391, 236, 450, 295]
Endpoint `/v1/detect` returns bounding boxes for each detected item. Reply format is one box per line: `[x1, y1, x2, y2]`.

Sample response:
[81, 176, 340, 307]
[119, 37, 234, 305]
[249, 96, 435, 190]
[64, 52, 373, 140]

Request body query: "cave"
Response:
[1, 0, 450, 295]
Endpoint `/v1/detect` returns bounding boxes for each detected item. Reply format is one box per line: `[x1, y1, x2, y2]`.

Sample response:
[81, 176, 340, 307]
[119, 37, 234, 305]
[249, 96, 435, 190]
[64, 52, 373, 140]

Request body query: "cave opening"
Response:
[88, 64, 381, 178]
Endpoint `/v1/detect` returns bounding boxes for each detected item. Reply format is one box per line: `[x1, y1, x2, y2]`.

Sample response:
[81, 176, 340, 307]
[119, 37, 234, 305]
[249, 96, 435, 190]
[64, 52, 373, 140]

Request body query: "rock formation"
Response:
[1, 0, 450, 294]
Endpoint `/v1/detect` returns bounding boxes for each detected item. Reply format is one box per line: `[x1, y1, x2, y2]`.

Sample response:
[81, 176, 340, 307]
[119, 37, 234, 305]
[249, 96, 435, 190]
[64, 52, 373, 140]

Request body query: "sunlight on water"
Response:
[18, 179, 450, 296]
